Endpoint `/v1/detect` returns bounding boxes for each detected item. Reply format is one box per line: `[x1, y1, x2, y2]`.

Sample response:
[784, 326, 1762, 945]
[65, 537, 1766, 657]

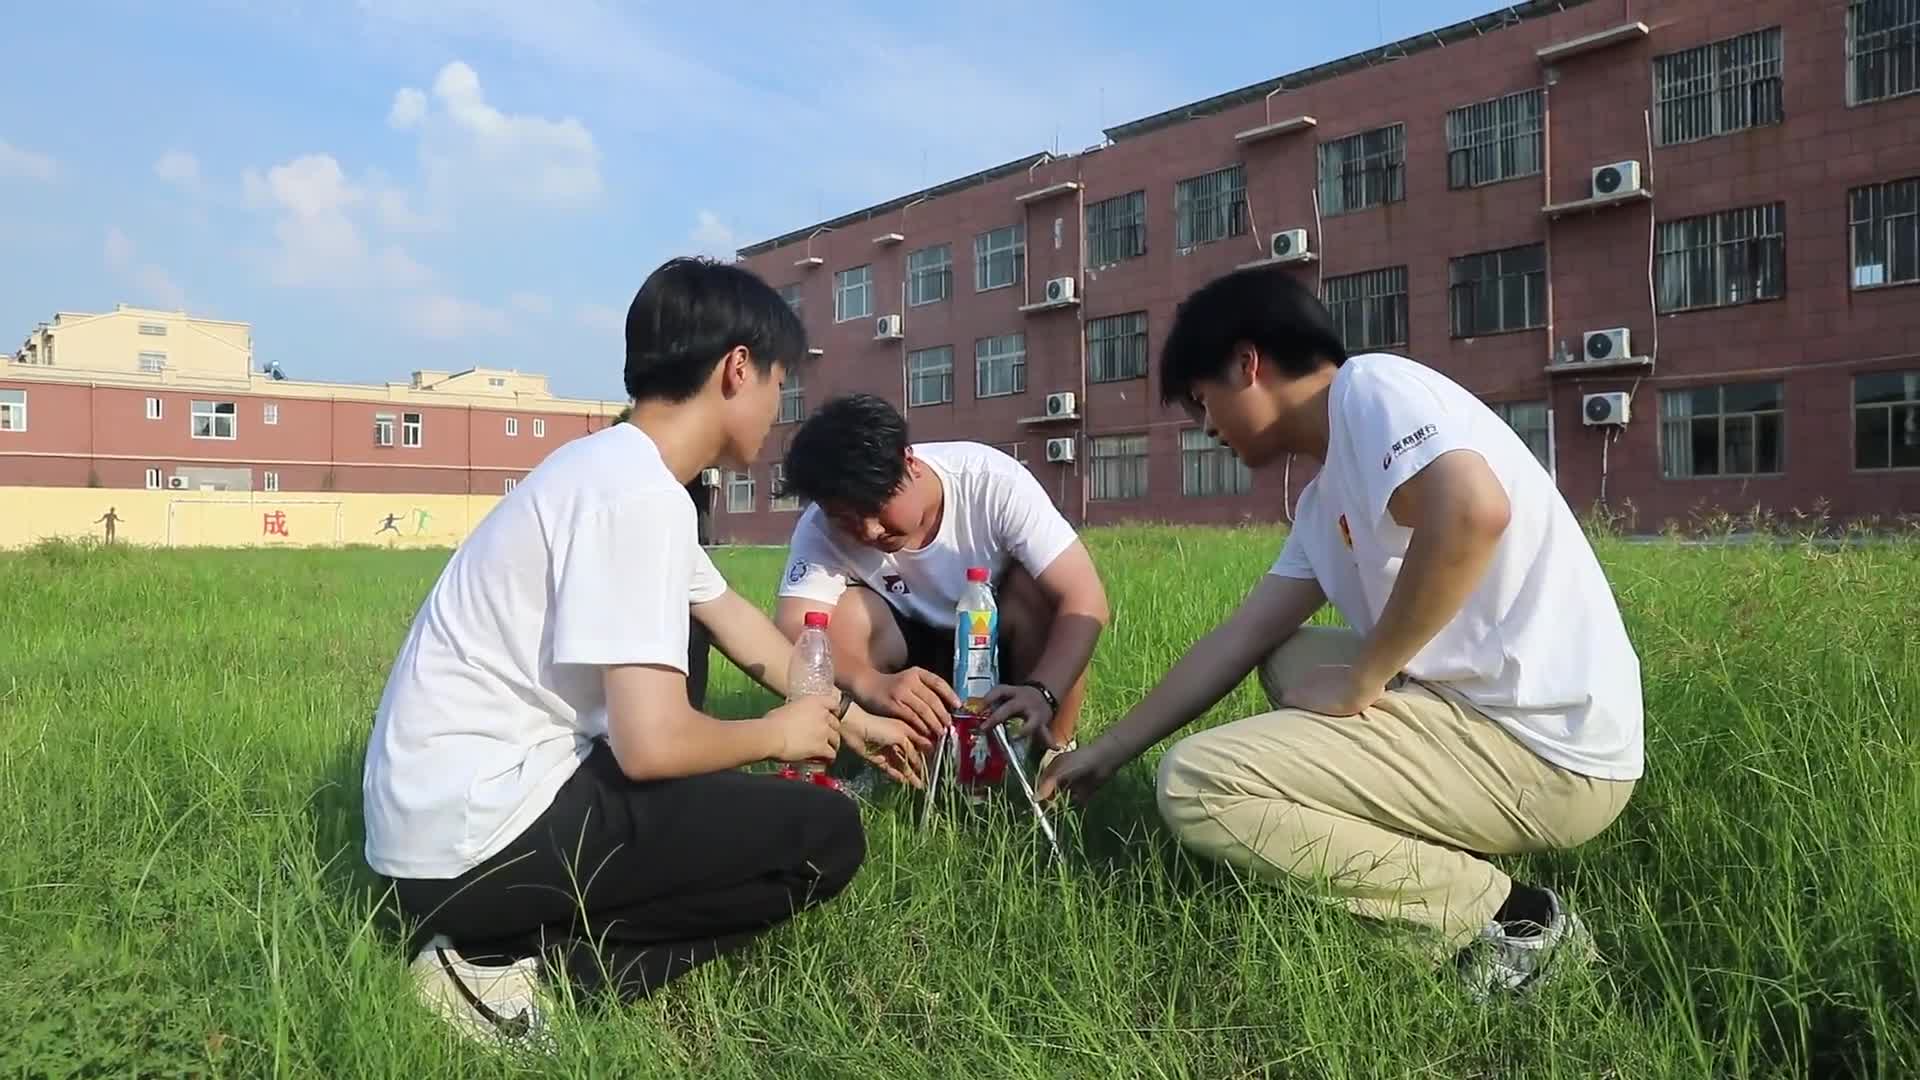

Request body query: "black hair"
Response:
[1159, 264, 1347, 408]
[623, 256, 810, 403]
[778, 393, 909, 513]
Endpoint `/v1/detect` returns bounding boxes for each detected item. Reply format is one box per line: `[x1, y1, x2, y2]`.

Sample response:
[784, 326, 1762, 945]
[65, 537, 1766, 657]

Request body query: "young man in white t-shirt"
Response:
[360, 259, 930, 1043]
[1036, 266, 1643, 999]
[772, 392, 1111, 768]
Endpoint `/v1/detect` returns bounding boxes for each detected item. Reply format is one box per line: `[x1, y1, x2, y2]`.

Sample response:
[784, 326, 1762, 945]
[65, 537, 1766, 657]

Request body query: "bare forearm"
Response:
[1026, 609, 1104, 699]
[1353, 511, 1502, 688]
[611, 707, 779, 779]
[697, 592, 798, 699]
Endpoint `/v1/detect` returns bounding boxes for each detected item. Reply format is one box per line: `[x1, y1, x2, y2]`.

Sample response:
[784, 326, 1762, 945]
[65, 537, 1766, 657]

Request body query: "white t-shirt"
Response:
[362, 423, 728, 880]
[1268, 353, 1644, 781]
[777, 441, 1079, 629]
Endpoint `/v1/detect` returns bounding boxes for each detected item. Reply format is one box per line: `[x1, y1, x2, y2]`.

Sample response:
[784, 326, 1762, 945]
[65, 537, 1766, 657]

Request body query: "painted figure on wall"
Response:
[94, 507, 121, 544]
[413, 508, 433, 535]
[377, 513, 403, 537]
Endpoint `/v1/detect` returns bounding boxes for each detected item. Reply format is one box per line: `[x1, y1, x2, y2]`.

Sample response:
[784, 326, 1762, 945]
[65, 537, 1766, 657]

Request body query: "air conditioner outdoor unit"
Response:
[699, 467, 721, 486]
[1582, 327, 1631, 363]
[1591, 160, 1643, 198]
[167, 476, 188, 489]
[1044, 276, 1076, 304]
[1045, 437, 1076, 463]
[1045, 391, 1077, 417]
[1270, 228, 1309, 259]
[875, 314, 904, 339]
[1583, 391, 1631, 426]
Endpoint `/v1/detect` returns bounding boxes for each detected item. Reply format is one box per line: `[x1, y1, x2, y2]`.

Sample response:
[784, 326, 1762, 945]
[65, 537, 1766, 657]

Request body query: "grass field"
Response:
[3, 524, 1917, 1078]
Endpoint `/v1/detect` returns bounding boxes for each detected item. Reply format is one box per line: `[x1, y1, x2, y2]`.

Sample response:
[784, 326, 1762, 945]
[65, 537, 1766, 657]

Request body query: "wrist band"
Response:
[834, 692, 853, 720]
[1021, 680, 1058, 712]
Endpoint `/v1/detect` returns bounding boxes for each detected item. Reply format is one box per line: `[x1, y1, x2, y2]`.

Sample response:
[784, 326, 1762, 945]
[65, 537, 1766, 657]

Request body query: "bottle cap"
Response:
[804, 611, 830, 628]
[966, 567, 989, 583]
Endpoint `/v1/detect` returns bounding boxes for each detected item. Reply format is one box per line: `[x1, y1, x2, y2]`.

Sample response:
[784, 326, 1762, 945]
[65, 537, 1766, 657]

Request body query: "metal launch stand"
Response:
[918, 717, 1065, 863]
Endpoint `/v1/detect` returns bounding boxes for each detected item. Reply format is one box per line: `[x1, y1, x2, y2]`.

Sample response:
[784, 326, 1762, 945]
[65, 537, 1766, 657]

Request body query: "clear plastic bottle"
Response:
[952, 567, 999, 708]
[781, 610, 838, 785]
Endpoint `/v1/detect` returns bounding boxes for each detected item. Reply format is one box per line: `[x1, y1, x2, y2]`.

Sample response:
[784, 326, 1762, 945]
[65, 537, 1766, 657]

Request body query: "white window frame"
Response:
[263, 403, 279, 426]
[263, 471, 280, 492]
[1490, 400, 1556, 475]
[146, 397, 163, 420]
[138, 351, 167, 373]
[0, 389, 22, 432]
[190, 400, 237, 440]
[907, 244, 953, 306]
[145, 467, 162, 489]
[1660, 381, 1787, 479]
[974, 333, 1027, 399]
[506, 417, 519, 437]
[973, 224, 1025, 292]
[726, 470, 755, 513]
[834, 265, 873, 322]
[488, 376, 507, 388]
[907, 346, 954, 407]
[778, 369, 805, 424]
[138, 322, 167, 337]
[1090, 433, 1150, 501]
[1180, 427, 1253, 497]
[778, 282, 804, 314]
[504, 477, 519, 493]
[770, 463, 801, 512]
[533, 418, 546, 438]
[374, 413, 395, 447]
[402, 412, 423, 448]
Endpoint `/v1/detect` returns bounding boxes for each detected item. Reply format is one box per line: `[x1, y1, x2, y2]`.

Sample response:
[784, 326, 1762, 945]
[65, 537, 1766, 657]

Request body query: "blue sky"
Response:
[2, 0, 1497, 401]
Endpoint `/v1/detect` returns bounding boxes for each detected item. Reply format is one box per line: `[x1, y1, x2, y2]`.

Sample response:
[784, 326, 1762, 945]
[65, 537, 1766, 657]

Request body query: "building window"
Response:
[974, 224, 1025, 291]
[0, 389, 26, 432]
[138, 322, 167, 336]
[907, 244, 952, 306]
[770, 463, 801, 512]
[1001, 441, 1029, 466]
[778, 282, 803, 315]
[1848, 0, 1920, 105]
[1450, 244, 1547, 337]
[263, 471, 280, 492]
[1318, 124, 1406, 216]
[1657, 203, 1787, 312]
[726, 470, 755, 513]
[374, 413, 395, 447]
[1322, 266, 1409, 352]
[533, 418, 545, 438]
[263, 403, 278, 426]
[1091, 434, 1149, 501]
[1181, 428, 1252, 497]
[504, 477, 518, 494]
[190, 400, 237, 440]
[145, 467, 162, 489]
[1660, 382, 1784, 478]
[1653, 26, 1784, 146]
[1850, 176, 1920, 288]
[1490, 400, 1553, 473]
[139, 351, 167, 373]
[974, 333, 1027, 399]
[1086, 190, 1147, 266]
[146, 397, 163, 420]
[1856, 370, 1920, 469]
[1088, 312, 1149, 383]
[488, 376, 507, 388]
[402, 412, 423, 448]
[834, 265, 872, 322]
[506, 417, 519, 437]
[1175, 165, 1247, 249]
[1446, 89, 1543, 189]
[779, 369, 804, 424]
[907, 346, 954, 407]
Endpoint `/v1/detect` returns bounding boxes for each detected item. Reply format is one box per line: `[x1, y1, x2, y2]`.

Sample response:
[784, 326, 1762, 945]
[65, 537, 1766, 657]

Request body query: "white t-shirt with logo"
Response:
[1268, 353, 1644, 781]
[362, 423, 728, 880]
[777, 441, 1079, 629]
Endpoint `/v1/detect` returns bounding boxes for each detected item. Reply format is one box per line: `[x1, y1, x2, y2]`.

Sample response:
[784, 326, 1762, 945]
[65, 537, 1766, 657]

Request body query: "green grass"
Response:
[2, 525, 1916, 1078]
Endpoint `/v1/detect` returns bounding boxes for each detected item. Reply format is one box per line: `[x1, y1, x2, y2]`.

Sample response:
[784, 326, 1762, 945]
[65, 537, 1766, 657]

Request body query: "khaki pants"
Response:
[1155, 627, 1636, 951]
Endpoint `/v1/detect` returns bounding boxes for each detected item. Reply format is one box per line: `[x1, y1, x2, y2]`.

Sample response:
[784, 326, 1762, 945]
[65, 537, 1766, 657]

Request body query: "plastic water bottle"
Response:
[951, 566, 1008, 793]
[781, 610, 841, 788]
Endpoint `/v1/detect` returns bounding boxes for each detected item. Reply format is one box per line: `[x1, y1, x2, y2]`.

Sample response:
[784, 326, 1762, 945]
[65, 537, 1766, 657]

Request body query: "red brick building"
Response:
[722, 0, 1920, 543]
[3, 305, 625, 496]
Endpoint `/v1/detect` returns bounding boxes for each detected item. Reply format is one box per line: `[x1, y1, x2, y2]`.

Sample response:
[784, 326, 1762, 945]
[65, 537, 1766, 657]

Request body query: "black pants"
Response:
[390, 616, 865, 1003]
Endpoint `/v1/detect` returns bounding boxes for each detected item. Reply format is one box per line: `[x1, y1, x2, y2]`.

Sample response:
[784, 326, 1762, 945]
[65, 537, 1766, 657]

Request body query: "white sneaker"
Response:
[408, 935, 550, 1048]
[1455, 888, 1596, 1001]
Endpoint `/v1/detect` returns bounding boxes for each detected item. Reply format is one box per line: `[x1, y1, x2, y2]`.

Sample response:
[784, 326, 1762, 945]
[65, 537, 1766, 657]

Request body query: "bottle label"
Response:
[954, 608, 998, 704]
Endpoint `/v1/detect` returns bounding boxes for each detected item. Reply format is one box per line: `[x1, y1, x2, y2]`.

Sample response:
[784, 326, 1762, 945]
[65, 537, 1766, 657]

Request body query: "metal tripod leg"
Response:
[918, 724, 957, 830]
[992, 724, 1063, 862]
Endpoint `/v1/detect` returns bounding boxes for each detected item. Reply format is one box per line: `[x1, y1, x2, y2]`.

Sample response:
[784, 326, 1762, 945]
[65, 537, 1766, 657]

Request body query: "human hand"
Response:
[766, 697, 844, 763]
[842, 711, 930, 789]
[851, 668, 959, 741]
[979, 682, 1057, 746]
[1278, 664, 1386, 717]
[1033, 742, 1123, 806]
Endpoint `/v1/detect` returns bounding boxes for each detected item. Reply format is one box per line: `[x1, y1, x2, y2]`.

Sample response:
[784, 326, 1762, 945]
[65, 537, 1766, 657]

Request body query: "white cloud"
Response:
[388, 87, 428, 130]
[102, 226, 186, 310]
[240, 153, 436, 290]
[0, 138, 57, 182]
[407, 293, 510, 340]
[575, 302, 625, 334]
[509, 291, 553, 315]
[154, 150, 202, 192]
[688, 210, 737, 258]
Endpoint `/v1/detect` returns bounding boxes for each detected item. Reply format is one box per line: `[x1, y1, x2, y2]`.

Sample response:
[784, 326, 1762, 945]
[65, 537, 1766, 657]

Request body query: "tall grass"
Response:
[0, 527, 1914, 1077]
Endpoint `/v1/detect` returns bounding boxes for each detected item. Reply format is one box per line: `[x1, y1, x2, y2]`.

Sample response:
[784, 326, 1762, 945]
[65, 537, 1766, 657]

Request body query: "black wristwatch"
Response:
[833, 691, 854, 720]
[1020, 680, 1058, 714]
